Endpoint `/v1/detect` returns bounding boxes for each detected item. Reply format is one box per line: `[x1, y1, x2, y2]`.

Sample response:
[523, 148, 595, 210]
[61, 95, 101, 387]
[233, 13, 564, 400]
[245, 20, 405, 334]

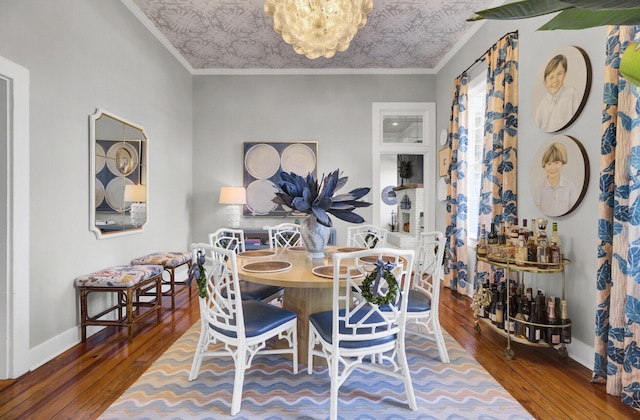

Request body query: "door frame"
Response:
[0, 55, 30, 379]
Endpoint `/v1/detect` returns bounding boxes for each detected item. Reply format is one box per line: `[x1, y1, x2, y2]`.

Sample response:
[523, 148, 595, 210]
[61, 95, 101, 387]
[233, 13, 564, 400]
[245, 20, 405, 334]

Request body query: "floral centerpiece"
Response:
[272, 169, 372, 257]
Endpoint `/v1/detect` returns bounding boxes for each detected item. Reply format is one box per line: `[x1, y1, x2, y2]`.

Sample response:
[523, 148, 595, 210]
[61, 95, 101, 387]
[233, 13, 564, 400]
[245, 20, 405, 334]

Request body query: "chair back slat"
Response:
[413, 231, 445, 311]
[347, 225, 388, 248]
[209, 228, 246, 253]
[264, 223, 302, 249]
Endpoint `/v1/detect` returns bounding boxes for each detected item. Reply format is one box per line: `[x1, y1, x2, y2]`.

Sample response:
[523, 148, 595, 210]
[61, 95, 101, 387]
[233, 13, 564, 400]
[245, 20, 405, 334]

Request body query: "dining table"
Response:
[236, 245, 368, 364]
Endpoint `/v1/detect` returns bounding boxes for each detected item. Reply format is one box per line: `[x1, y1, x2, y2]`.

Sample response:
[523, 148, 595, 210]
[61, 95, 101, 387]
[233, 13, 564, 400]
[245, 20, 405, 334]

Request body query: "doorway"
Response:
[1, 55, 30, 379]
[372, 103, 436, 243]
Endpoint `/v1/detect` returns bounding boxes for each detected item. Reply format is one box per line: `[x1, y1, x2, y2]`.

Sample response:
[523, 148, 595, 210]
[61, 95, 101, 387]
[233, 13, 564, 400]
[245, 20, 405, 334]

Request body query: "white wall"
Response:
[435, 17, 607, 368]
[0, 0, 193, 369]
[191, 74, 436, 245]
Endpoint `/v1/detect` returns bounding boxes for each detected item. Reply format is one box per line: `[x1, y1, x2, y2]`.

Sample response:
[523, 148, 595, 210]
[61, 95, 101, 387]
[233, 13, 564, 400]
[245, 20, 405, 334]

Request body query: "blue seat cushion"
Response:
[379, 289, 431, 313]
[221, 281, 284, 301]
[309, 306, 396, 349]
[211, 300, 296, 338]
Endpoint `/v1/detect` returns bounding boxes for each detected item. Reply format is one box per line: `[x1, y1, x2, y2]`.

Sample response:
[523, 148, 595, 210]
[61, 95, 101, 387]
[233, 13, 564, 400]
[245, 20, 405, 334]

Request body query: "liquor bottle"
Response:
[490, 285, 498, 324]
[488, 222, 498, 245]
[477, 224, 488, 257]
[497, 221, 506, 245]
[560, 299, 572, 344]
[526, 300, 541, 343]
[546, 300, 561, 345]
[526, 287, 533, 303]
[510, 217, 520, 246]
[495, 287, 505, 330]
[536, 218, 549, 269]
[530, 218, 538, 243]
[549, 222, 561, 268]
[536, 290, 548, 325]
[516, 228, 527, 265]
[522, 219, 530, 242]
[527, 235, 537, 263]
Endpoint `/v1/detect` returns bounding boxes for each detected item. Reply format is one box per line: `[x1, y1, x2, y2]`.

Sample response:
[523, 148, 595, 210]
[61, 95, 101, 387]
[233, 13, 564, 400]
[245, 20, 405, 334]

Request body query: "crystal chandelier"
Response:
[264, 0, 373, 60]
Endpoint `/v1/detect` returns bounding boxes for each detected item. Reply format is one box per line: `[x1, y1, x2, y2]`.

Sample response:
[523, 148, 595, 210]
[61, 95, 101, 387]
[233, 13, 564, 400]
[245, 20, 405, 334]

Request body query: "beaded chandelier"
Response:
[264, 0, 373, 60]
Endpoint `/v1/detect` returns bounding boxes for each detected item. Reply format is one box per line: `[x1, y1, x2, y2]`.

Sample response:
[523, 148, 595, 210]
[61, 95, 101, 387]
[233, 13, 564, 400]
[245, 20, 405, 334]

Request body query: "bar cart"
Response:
[473, 252, 572, 359]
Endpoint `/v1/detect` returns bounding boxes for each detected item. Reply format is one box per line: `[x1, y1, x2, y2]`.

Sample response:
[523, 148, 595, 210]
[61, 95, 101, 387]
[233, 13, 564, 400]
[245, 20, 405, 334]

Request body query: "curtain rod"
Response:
[461, 30, 518, 76]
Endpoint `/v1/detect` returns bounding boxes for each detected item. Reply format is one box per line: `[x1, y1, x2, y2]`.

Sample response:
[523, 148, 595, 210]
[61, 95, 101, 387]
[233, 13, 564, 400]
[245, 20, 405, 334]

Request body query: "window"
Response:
[466, 72, 486, 241]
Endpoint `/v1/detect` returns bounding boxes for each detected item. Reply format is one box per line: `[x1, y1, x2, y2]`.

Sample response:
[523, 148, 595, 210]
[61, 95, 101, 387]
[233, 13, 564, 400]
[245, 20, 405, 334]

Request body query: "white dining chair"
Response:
[188, 243, 298, 416]
[208, 227, 284, 302]
[405, 231, 449, 363]
[307, 247, 417, 419]
[264, 222, 302, 249]
[347, 224, 388, 248]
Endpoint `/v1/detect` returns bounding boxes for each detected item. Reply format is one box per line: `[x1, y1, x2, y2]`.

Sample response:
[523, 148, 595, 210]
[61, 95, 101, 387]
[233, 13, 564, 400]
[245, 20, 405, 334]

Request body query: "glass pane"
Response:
[382, 115, 423, 144]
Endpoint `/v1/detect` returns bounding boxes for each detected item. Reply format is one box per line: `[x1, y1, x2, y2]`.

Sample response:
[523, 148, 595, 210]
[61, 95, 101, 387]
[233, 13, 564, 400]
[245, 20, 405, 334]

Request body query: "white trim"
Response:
[0, 55, 30, 379]
[192, 67, 436, 76]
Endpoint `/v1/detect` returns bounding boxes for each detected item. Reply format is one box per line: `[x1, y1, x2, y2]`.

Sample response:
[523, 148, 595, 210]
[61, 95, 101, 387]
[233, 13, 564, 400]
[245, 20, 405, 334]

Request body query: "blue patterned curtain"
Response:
[444, 74, 470, 295]
[593, 25, 640, 411]
[476, 32, 519, 286]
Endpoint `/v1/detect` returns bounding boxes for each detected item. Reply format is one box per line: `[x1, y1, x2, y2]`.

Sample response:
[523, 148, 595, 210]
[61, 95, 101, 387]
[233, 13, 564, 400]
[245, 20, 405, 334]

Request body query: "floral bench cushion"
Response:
[75, 265, 164, 288]
[130, 251, 191, 268]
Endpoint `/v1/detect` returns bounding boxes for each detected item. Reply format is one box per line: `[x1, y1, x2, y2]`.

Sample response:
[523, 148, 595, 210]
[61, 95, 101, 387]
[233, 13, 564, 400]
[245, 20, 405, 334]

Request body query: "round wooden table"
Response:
[237, 246, 356, 364]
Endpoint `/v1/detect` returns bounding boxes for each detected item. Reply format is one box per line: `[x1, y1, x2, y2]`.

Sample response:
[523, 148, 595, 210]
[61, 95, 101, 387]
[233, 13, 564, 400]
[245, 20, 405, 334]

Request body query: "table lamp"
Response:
[124, 184, 147, 227]
[219, 186, 246, 228]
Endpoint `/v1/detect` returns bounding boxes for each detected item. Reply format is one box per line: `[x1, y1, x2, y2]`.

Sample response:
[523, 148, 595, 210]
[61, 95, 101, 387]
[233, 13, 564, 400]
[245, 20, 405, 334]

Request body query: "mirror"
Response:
[90, 108, 148, 238]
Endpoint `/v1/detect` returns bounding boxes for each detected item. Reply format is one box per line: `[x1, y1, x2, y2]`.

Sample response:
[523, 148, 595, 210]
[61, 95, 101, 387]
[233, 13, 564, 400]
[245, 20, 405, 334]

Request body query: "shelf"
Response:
[477, 255, 570, 273]
[478, 318, 564, 348]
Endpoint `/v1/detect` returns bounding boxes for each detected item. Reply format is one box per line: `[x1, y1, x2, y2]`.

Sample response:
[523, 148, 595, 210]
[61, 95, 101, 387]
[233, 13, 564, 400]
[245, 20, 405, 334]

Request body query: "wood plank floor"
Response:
[0, 284, 636, 419]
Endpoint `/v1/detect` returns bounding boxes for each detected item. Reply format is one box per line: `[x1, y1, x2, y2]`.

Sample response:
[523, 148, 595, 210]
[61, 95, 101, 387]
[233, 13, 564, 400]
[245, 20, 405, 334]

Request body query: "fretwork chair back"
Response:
[264, 222, 302, 249]
[406, 231, 449, 363]
[347, 224, 388, 249]
[188, 243, 298, 416]
[307, 247, 417, 420]
[208, 228, 284, 302]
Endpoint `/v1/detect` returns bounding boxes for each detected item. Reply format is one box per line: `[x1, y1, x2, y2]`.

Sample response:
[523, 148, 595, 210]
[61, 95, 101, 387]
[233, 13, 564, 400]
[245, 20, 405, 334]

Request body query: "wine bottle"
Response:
[490, 285, 498, 324]
[522, 219, 530, 242]
[560, 299, 572, 344]
[515, 296, 525, 337]
[495, 287, 505, 330]
[526, 300, 541, 343]
[508, 287, 517, 333]
[546, 300, 561, 345]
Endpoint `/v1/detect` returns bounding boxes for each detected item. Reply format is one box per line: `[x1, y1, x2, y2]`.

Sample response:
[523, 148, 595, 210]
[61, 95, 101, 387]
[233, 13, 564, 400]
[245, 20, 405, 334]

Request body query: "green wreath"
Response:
[187, 250, 208, 298]
[361, 267, 399, 305]
[364, 233, 379, 249]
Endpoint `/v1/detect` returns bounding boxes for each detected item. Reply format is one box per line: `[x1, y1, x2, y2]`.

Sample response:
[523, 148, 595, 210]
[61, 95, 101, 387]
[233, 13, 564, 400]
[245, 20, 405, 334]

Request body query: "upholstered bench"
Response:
[75, 264, 163, 343]
[130, 251, 192, 309]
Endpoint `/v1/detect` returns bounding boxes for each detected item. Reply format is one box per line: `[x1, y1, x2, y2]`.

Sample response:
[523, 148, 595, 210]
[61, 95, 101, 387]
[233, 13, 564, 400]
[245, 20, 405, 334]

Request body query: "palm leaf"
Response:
[560, 0, 640, 10]
[540, 8, 640, 30]
[468, 0, 569, 21]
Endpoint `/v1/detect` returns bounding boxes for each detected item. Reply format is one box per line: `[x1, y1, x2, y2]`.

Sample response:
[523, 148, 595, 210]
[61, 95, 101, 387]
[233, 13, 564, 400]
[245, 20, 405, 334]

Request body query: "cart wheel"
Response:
[474, 323, 481, 334]
[558, 346, 568, 358]
[505, 348, 515, 359]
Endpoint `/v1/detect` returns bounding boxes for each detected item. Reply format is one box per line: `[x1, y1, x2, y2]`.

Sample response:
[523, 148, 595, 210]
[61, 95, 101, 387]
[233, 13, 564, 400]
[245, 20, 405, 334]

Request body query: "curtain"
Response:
[444, 74, 470, 294]
[476, 32, 519, 286]
[593, 25, 640, 410]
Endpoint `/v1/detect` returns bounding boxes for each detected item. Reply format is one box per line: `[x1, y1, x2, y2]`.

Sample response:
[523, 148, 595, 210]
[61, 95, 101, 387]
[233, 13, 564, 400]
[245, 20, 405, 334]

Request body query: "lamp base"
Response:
[130, 202, 146, 227]
[226, 205, 241, 228]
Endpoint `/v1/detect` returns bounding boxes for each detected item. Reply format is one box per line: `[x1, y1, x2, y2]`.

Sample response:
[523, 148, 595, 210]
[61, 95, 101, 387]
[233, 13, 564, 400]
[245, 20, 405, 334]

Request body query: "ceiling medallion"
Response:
[264, 0, 373, 60]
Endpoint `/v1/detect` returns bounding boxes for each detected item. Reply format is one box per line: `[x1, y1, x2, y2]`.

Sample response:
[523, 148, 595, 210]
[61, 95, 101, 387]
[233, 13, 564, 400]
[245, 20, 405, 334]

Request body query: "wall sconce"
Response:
[124, 184, 146, 227]
[219, 186, 246, 228]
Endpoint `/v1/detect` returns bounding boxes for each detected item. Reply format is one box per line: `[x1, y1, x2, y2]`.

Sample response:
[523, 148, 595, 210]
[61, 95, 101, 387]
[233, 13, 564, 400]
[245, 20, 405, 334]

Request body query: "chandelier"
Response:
[264, 0, 373, 60]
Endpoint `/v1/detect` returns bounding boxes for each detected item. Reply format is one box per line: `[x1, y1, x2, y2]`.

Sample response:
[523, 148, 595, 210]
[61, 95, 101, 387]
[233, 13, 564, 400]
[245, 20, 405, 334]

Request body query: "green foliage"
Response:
[469, 0, 640, 30]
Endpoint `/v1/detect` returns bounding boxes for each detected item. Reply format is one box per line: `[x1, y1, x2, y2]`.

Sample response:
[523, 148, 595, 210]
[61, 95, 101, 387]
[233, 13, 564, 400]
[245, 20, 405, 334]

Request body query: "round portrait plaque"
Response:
[531, 46, 591, 133]
[529, 135, 589, 217]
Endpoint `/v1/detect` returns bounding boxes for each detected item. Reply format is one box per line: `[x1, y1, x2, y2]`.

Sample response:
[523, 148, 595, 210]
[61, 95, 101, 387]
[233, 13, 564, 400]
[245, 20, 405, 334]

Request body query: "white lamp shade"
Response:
[124, 184, 146, 202]
[219, 186, 246, 205]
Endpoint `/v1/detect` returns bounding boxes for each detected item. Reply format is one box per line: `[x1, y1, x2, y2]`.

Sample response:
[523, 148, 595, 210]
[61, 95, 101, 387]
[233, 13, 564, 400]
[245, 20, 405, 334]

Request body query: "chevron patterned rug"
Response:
[101, 322, 532, 419]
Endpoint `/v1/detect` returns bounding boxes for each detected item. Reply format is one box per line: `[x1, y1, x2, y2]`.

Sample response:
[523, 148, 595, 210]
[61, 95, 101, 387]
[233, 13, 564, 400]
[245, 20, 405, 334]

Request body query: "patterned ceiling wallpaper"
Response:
[130, 0, 499, 71]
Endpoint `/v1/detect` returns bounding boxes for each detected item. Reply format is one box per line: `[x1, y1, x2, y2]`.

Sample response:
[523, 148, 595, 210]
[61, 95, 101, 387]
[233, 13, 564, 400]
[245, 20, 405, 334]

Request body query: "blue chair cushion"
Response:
[309, 307, 396, 349]
[221, 281, 284, 301]
[211, 300, 296, 338]
[379, 289, 431, 313]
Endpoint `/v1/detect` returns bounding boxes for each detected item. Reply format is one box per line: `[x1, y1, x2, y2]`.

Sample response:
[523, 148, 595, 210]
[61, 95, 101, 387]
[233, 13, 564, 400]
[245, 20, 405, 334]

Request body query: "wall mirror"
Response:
[89, 108, 148, 238]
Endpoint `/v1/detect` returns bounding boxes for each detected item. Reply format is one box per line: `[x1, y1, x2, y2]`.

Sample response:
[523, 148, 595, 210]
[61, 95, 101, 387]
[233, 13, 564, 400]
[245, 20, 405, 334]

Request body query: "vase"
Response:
[300, 216, 330, 259]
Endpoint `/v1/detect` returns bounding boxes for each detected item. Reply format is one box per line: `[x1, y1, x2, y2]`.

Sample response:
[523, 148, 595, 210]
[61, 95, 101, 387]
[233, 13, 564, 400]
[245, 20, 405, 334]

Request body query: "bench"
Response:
[130, 251, 192, 309]
[75, 264, 163, 343]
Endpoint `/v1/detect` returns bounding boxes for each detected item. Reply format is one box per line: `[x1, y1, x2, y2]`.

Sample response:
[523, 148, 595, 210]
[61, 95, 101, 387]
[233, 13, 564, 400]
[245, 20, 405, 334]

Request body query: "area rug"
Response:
[101, 322, 532, 420]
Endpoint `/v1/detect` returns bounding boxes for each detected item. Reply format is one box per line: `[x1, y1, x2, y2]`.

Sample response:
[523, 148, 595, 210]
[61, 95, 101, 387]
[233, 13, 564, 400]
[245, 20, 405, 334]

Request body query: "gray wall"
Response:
[0, 0, 193, 366]
[191, 74, 435, 245]
[435, 16, 606, 367]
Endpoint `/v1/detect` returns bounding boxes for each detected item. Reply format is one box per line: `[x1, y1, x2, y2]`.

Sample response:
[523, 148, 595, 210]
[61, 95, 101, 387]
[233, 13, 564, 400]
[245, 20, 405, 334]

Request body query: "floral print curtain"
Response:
[476, 32, 519, 286]
[592, 25, 640, 410]
[444, 74, 470, 294]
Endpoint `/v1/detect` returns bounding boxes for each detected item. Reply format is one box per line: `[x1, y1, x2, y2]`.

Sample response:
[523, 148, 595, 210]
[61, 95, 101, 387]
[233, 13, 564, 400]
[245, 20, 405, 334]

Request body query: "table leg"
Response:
[282, 287, 333, 366]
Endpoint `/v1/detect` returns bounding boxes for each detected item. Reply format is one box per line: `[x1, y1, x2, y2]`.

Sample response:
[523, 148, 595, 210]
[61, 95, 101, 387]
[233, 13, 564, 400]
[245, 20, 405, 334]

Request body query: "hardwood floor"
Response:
[0, 284, 636, 419]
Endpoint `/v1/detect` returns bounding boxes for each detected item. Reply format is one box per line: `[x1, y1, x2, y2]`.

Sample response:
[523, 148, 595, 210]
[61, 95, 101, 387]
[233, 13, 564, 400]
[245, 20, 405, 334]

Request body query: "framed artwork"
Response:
[529, 135, 589, 218]
[242, 141, 318, 217]
[438, 147, 450, 177]
[531, 45, 591, 133]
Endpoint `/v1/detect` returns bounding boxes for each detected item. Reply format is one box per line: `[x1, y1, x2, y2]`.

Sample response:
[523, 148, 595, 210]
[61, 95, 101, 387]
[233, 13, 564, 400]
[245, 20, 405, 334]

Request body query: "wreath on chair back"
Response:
[187, 249, 207, 298]
[361, 259, 399, 305]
